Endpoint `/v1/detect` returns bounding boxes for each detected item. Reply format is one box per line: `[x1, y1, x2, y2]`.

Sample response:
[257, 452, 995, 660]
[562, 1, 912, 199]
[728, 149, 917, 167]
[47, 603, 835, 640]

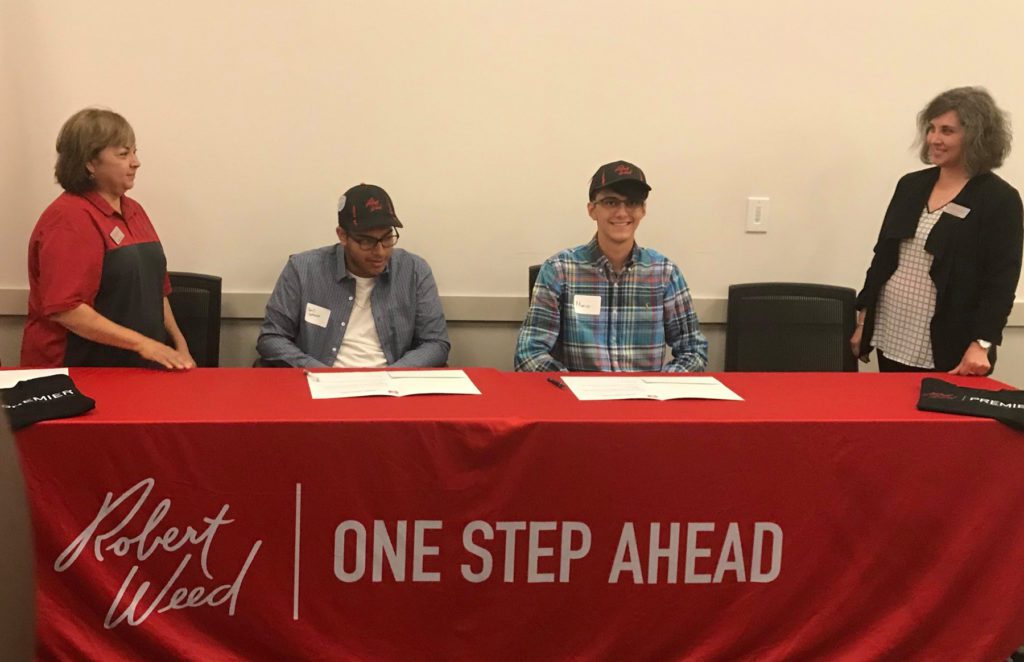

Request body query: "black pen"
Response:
[546, 377, 566, 390]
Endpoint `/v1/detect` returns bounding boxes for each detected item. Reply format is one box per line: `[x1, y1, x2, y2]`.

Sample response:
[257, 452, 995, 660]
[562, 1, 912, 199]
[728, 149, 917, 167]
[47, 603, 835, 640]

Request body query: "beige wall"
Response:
[3, 2, 1024, 293]
[0, 318, 22, 369]
[2, 1, 1024, 384]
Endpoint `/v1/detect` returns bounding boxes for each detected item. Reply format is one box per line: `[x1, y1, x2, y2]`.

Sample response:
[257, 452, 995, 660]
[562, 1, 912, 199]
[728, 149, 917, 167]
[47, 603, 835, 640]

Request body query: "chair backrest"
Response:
[725, 282, 858, 372]
[528, 264, 542, 303]
[168, 272, 222, 368]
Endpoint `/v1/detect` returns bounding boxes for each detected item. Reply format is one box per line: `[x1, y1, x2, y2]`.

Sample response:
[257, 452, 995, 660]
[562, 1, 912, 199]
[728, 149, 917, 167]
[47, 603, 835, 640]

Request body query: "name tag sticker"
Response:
[573, 294, 602, 316]
[304, 303, 330, 328]
[945, 202, 971, 219]
[110, 226, 125, 245]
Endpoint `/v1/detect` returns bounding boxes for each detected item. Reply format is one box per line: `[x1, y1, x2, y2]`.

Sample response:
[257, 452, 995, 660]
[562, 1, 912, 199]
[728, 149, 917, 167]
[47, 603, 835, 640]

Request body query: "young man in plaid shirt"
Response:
[515, 160, 707, 372]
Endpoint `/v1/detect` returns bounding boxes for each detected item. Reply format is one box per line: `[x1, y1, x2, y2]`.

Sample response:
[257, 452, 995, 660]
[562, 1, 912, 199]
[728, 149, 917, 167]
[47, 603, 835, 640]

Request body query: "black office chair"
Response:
[528, 264, 541, 303]
[168, 272, 222, 367]
[725, 282, 858, 372]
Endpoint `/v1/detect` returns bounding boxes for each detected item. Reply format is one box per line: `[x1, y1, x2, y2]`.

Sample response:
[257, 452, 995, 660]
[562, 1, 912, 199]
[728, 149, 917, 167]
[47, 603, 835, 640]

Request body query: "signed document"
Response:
[561, 376, 743, 402]
[306, 370, 482, 400]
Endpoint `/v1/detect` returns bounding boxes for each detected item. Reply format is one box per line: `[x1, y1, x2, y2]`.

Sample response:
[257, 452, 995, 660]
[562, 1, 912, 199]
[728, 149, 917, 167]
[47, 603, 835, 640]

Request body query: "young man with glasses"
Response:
[515, 160, 707, 372]
[257, 184, 450, 367]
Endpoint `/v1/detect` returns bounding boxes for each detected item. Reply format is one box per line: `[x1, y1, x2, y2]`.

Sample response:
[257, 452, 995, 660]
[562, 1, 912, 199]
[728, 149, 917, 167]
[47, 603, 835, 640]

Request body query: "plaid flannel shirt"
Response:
[515, 237, 707, 372]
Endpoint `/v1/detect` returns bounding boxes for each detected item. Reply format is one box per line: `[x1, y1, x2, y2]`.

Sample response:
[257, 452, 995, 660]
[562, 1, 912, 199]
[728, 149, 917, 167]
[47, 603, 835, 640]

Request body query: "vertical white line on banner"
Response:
[293, 482, 302, 620]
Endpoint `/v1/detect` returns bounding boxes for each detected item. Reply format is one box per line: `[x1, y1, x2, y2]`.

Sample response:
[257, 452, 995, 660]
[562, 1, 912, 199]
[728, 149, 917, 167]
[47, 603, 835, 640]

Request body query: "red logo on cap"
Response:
[365, 197, 383, 212]
[615, 164, 633, 175]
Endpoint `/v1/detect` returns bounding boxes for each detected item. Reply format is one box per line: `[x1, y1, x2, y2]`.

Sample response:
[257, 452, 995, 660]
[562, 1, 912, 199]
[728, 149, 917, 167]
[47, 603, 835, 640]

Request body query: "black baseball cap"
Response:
[588, 160, 652, 200]
[337, 184, 403, 232]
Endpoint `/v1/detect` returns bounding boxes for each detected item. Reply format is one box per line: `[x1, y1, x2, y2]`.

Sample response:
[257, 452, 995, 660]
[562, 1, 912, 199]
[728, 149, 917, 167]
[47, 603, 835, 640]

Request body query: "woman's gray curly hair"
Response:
[917, 86, 1012, 176]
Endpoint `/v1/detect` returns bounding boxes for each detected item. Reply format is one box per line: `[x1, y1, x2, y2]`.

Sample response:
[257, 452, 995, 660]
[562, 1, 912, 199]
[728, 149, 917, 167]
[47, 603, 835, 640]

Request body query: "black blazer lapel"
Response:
[882, 168, 938, 240]
[925, 172, 988, 260]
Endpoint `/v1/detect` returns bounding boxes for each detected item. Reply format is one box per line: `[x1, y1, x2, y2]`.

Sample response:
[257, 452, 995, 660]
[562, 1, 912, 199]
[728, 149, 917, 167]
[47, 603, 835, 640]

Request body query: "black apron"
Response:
[64, 241, 168, 367]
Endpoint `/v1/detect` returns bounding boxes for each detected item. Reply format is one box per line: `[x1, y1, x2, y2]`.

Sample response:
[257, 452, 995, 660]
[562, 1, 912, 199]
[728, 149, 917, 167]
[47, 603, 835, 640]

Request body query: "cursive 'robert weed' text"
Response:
[54, 477, 262, 629]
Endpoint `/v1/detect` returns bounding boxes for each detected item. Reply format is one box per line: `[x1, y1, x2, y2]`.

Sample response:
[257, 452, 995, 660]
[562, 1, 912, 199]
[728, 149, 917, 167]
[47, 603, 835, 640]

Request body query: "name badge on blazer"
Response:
[945, 202, 971, 219]
[304, 303, 330, 328]
[573, 295, 601, 316]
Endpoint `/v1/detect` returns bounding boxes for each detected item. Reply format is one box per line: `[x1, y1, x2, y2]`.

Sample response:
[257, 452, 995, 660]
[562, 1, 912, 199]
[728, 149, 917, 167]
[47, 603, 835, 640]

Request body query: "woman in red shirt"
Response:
[21, 108, 194, 369]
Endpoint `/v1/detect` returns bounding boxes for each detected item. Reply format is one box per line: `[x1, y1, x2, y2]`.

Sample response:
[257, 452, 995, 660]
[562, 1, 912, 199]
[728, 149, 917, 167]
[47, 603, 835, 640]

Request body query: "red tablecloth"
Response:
[13, 368, 1024, 661]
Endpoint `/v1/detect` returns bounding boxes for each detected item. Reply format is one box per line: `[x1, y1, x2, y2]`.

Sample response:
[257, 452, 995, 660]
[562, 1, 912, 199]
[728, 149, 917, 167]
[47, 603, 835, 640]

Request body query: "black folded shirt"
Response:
[1, 374, 96, 431]
[918, 377, 1024, 430]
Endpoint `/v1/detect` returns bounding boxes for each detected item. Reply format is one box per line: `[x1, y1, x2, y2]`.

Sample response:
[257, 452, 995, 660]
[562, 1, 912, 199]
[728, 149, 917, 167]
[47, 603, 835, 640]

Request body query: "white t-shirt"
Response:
[333, 276, 388, 368]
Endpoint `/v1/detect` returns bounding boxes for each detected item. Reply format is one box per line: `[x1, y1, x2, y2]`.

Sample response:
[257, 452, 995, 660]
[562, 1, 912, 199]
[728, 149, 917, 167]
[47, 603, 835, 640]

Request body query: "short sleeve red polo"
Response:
[20, 191, 172, 367]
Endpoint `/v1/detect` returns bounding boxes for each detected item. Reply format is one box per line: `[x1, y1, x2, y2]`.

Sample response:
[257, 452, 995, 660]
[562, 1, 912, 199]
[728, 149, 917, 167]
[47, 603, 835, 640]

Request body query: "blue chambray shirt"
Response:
[257, 245, 450, 368]
[514, 237, 707, 372]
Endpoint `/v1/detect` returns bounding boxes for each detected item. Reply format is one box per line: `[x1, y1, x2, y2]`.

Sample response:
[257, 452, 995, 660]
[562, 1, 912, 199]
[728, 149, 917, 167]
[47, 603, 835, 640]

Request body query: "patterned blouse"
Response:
[871, 206, 944, 368]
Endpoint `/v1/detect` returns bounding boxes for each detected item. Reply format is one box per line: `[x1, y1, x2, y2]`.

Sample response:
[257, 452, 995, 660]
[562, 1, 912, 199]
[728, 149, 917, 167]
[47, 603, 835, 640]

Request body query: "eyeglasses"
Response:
[349, 230, 399, 250]
[594, 197, 644, 210]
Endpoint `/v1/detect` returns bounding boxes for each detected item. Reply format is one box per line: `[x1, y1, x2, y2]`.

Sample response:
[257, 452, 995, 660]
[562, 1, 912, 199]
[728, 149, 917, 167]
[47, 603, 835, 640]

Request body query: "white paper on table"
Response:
[307, 369, 481, 399]
[0, 368, 70, 390]
[561, 377, 649, 400]
[307, 372, 395, 399]
[385, 370, 482, 396]
[561, 376, 743, 401]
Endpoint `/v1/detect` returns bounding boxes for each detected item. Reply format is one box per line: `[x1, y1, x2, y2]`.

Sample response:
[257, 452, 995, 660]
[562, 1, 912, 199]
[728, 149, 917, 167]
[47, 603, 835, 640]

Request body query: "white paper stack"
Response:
[306, 369, 481, 399]
[560, 376, 742, 402]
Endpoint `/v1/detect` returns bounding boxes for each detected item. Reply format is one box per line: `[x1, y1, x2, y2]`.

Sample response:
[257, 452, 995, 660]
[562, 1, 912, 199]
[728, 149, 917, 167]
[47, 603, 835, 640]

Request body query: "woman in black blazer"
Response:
[853, 87, 1023, 375]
